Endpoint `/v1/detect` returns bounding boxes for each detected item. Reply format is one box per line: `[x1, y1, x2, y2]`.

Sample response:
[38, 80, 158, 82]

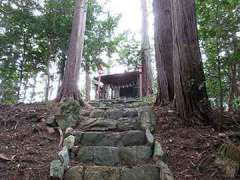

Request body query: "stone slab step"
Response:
[78, 106, 156, 132]
[89, 108, 138, 119]
[78, 117, 141, 131]
[77, 146, 152, 166]
[64, 165, 160, 180]
[73, 130, 147, 146]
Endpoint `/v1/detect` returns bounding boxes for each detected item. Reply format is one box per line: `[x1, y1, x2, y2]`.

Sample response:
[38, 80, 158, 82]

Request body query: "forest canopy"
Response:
[0, 0, 239, 110]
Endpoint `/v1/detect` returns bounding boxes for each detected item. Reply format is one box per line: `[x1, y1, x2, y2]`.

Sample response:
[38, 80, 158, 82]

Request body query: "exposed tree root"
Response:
[0, 154, 16, 161]
[56, 86, 84, 105]
[56, 86, 94, 111]
[57, 127, 63, 148]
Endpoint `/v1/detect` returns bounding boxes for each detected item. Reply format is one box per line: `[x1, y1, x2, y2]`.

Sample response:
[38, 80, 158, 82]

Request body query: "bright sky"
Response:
[107, 0, 154, 39]
[105, 0, 143, 36]
[101, 0, 154, 74]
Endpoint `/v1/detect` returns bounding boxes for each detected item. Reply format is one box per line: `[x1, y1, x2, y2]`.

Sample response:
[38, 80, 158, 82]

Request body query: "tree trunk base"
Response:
[181, 107, 213, 126]
[56, 86, 94, 110]
[56, 86, 84, 105]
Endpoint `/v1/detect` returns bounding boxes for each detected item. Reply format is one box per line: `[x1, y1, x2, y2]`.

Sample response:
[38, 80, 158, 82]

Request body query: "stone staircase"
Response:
[50, 99, 174, 180]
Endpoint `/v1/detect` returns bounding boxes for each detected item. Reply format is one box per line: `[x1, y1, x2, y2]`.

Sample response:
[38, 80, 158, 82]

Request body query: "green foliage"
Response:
[0, 0, 121, 103]
[83, 0, 123, 72]
[0, 0, 43, 103]
[0, 0, 239, 107]
[117, 35, 142, 71]
[232, 97, 240, 109]
[196, 0, 240, 109]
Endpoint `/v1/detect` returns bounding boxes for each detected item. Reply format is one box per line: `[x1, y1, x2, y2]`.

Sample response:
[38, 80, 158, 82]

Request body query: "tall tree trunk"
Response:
[171, 0, 211, 123]
[141, 0, 153, 96]
[228, 64, 237, 111]
[17, 59, 24, 101]
[214, 2, 224, 112]
[45, 38, 54, 102]
[85, 65, 91, 101]
[22, 78, 29, 102]
[30, 75, 37, 102]
[228, 36, 240, 111]
[56, 0, 88, 102]
[17, 32, 26, 101]
[216, 39, 224, 119]
[45, 59, 51, 102]
[153, 0, 174, 105]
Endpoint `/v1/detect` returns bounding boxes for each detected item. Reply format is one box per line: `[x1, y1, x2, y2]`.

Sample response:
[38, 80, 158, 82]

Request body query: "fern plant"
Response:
[216, 143, 240, 177]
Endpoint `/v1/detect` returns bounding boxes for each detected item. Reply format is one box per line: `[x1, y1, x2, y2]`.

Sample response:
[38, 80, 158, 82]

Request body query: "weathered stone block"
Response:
[58, 146, 69, 169]
[153, 141, 165, 162]
[121, 166, 160, 180]
[64, 166, 83, 180]
[123, 109, 138, 118]
[156, 161, 174, 180]
[98, 133, 121, 146]
[77, 146, 152, 166]
[56, 114, 78, 130]
[117, 118, 139, 130]
[139, 107, 156, 131]
[75, 130, 146, 146]
[81, 132, 107, 146]
[136, 146, 153, 161]
[80, 118, 117, 131]
[119, 147, 137, 165]
[119, 146, 152, 165]
[77, 146, 94, 163]
[121, 130, 146, 146]
[72, 131, 83, 144]
[63, 135, 75, 149]
[84, 166, 120, 180]
[106, 109, 124, 120]
[50, 160, 64, 179]
[55, 99, 81, 129]
[94, 147, 120, 166]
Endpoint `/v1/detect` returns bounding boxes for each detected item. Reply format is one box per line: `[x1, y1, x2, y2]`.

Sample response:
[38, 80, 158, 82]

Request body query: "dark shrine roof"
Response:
[94, 71, 139, 87]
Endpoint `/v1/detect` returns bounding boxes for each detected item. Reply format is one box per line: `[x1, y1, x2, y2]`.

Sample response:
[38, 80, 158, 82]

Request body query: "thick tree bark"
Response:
[85, 65, 91, 101]
[171, 0, 211, 123]
[141, 0, 153, 96]
[228, 37, 240, 111]
[228, 64, 237, 111]
[153, 0, 174, 105]
[56, 0, 87, 102]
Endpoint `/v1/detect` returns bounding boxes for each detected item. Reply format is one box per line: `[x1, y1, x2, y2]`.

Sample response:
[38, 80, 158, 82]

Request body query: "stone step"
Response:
[64, 165, 160, 180]
[78, 106, 156, 132]
[89, 108, 139, 119]
[78, 117, 141, 131]
[77, 146, 153, 166]
[73, 130, 147, 146]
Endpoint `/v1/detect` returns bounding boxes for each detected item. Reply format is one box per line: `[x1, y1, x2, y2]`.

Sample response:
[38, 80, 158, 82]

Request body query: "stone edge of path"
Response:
[49, 106, 175, 180]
